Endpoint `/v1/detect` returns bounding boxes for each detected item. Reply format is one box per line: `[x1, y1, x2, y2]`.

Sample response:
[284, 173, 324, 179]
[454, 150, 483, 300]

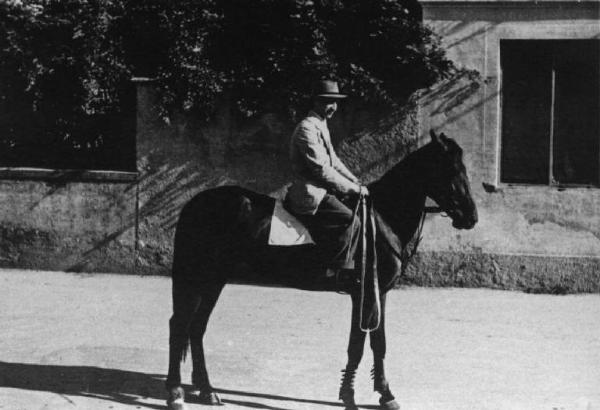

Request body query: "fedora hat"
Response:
[314, 80, 347, 99]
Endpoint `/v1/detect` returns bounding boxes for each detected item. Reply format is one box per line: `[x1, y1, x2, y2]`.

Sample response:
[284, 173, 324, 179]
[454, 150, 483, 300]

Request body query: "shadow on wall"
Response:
[63, 164, 231, 273]
[61, 99, 292, 273]
[441, 22, 491, 50]
[65, 71, 484, 275]
[428, 20, 500, 52]
[334, 101, 422, 183]
[131, 107, 298, 274]
[335, 69, 485, 184]
[420, 71, 484, 116]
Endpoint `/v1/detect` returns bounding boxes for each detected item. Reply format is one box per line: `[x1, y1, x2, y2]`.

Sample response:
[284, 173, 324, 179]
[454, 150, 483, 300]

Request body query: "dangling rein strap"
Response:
[356, 194, 381, 332]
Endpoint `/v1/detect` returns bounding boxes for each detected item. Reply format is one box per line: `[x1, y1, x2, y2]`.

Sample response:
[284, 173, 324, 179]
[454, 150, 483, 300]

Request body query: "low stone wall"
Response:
[0, 177, 136, 273]
[403, 251, 600, 294]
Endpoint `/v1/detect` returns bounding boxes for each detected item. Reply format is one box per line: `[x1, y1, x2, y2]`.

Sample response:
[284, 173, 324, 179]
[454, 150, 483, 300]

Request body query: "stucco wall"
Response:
[0, 177, 136, 273]
[416, 1, 600, 291]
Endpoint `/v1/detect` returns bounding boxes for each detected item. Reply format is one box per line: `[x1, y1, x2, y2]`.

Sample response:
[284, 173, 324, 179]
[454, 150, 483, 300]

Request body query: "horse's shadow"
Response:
[0, 360, 167, 409]
[0, 361, 378, 409]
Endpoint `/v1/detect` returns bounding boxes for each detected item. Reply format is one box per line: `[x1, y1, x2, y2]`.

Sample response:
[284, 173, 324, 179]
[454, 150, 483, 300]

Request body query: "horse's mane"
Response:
[370, 136, 462, 205]
[370, 142, 432, 213]
[367, 142, 436, 272]
[372, 145, 427, 191]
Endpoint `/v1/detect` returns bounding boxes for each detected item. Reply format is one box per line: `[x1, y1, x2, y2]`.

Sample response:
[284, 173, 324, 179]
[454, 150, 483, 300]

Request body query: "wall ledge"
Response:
[0, 168, 138, 183]
[401, 250, 600, 293]
[486, 182, 600, 192]
[421, 0, 600, 7]
[420, 0, 600, 3]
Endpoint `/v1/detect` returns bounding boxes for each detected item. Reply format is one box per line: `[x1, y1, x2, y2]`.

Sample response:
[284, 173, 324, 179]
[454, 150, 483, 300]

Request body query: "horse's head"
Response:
[424, 130, 478, 230]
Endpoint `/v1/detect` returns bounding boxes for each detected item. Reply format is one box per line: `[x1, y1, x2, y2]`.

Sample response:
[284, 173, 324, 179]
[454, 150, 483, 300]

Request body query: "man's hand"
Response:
[350, 184, 369, 197]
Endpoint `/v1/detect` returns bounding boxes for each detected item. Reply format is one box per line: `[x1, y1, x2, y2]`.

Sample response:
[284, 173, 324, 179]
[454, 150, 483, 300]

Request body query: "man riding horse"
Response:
[285, 80, 369, 276]
[165, 77, 478, 410]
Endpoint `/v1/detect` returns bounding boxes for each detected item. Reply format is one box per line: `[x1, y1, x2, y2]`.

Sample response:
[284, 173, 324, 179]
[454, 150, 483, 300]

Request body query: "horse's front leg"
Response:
[369, 293, 400, 410]
[339, 292, 368, 410]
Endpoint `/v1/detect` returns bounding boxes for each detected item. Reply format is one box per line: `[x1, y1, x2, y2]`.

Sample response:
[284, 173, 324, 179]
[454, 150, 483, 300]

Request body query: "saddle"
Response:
[268, 200, 315, 246]
[268, 195, 381, 332]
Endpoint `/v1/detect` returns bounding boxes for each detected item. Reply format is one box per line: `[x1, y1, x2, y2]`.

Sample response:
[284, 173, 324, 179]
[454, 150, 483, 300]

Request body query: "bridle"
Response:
[398, 202, 444, 277]
[424, 205, 443, 214]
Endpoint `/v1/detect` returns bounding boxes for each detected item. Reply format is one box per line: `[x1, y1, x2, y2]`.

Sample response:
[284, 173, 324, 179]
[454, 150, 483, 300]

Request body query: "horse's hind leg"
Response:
[166, 280, 197, 409]
[189, 281, 224, 405]
[166, 278, 222, 409]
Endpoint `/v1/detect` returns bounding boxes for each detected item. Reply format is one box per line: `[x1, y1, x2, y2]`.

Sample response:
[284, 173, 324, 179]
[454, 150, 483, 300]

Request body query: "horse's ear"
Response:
[429, 129, 439, 143]
[430, 129, 448, 151]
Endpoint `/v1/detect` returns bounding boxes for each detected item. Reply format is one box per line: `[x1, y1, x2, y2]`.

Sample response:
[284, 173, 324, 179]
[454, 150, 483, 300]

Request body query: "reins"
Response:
[349, 197, 443, 333]
[344, 194, 381, 333]
[358, 195, 380, 332]
[400, 204, 444, 277]
[375, 203, 443, 279]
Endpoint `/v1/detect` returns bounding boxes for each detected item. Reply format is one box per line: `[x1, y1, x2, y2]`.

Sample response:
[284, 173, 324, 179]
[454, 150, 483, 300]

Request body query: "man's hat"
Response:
[314, 80, 347, 99]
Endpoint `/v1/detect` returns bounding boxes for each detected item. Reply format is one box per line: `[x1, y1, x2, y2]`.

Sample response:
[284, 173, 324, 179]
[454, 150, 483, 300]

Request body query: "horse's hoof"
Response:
[339, 389, 358, 410]
[167, 397, 187, 410]
[167, 387, 187, 410]
[191, 390, 223, 406]
[380, 399, 400, 410]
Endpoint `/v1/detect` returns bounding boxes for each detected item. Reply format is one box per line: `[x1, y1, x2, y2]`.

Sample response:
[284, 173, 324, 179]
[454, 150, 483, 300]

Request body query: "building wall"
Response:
[0, 176, 136, 273]
[416, 1, 600, 291]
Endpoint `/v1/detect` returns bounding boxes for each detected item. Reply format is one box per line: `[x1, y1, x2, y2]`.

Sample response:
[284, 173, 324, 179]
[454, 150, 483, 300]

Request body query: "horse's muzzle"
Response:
[452, 214, 477, 230]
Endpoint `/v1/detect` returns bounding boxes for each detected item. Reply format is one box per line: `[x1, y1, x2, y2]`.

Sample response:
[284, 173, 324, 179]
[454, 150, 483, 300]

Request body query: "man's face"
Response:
[314, 97, 338, 120]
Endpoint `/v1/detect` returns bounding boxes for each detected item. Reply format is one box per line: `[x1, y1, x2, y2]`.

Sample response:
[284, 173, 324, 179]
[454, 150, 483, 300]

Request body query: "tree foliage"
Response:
[0, 0, 457, 169]
[0, 0, 134, 170]
[144, 0, 456, 119]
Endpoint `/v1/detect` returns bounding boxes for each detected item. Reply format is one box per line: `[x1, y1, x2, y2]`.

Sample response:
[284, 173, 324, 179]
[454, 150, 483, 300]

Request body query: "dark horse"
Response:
[165, 131, 478, 410]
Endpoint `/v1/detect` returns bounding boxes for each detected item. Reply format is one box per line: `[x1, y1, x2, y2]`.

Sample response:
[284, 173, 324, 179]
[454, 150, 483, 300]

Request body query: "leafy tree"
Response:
[0, 0, 134, 170]
[151, 0, 456, 119]
[0, 0, 458, 169]
[121, 0, 223, 121]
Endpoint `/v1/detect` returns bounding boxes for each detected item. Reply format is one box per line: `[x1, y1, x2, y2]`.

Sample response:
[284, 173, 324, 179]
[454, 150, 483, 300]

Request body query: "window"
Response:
[0, 82, 136, 173]
[500, 40, 600, 186]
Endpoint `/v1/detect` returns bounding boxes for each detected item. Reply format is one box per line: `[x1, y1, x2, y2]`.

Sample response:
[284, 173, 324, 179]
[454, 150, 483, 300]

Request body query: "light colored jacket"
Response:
[286, 111, 359, 215]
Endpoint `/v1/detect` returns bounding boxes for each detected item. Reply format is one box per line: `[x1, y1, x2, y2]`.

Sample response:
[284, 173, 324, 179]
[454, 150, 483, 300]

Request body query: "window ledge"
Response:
[491, 182, 599, 191]
[0, 167, 138, 183]
[421, 0, 600, 4]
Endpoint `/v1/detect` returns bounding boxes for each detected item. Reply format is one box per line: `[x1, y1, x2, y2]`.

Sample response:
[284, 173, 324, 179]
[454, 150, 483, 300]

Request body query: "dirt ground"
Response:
[1, 269, 599, 410]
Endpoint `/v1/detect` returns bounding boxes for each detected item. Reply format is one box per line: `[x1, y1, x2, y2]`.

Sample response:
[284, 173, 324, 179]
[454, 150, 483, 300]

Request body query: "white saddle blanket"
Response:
[268, 200, 315, 246]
